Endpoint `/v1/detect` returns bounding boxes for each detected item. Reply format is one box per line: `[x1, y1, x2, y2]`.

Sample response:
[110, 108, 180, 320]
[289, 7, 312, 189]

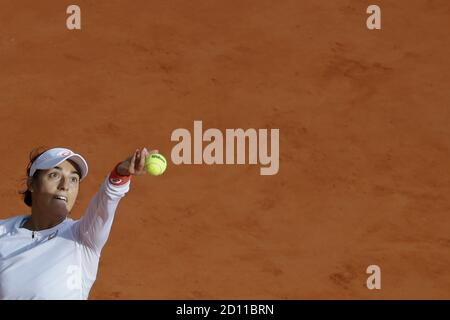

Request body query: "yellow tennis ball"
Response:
[145, 153, 167, 176]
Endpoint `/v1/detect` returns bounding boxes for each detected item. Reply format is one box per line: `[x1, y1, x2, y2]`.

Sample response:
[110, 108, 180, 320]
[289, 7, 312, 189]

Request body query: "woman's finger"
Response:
[143, 147, 150, 158]
[137, 148, 146, 171]
[129, 149, 138, 174]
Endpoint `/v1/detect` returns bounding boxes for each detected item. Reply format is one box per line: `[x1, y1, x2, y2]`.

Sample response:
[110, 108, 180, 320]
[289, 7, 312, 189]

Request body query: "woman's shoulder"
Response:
[0, 214, 27, 224]
[0, 215, 27, 234]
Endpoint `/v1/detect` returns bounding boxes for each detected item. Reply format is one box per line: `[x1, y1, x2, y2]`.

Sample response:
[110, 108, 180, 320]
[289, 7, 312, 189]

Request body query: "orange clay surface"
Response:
[1, 0, 450, 299]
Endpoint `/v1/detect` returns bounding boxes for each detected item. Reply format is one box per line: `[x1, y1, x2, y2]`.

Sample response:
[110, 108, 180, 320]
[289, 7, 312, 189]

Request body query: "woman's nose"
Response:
[58, 177, 70, 190]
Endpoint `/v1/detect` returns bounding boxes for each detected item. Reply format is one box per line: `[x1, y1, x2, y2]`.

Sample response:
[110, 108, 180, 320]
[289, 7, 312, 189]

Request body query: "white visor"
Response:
[29, 147, 88, 181]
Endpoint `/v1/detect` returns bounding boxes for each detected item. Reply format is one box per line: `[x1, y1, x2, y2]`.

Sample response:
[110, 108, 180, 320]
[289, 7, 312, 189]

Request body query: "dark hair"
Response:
[19, 146, 50, 207]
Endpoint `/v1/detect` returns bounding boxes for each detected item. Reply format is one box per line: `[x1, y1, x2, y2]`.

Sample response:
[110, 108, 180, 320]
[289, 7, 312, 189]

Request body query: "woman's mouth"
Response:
[53, 195, 68, 203]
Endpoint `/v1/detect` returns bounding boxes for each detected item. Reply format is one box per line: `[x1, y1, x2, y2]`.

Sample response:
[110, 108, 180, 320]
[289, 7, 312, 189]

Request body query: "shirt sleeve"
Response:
[73, 164, 131, 254]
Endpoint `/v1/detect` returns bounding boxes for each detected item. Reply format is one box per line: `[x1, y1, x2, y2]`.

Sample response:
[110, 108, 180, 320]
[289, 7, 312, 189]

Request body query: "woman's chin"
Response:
[48, 202, 70, 218]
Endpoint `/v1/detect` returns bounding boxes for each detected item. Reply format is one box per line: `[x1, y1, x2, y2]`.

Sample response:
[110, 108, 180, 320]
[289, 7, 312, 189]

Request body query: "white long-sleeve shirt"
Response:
[0, 175, 130, 300]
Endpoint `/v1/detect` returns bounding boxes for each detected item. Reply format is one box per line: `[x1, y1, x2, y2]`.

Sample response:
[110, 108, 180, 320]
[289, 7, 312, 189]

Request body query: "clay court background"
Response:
[1, 0, 450, 299]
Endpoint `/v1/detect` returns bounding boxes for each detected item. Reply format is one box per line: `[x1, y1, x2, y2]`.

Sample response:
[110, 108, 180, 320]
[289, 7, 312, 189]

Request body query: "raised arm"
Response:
[74, 147, 153, 254]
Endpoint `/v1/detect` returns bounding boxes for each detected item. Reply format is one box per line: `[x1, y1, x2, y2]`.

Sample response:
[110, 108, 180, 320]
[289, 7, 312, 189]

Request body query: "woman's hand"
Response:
[116, 148, 158, 176]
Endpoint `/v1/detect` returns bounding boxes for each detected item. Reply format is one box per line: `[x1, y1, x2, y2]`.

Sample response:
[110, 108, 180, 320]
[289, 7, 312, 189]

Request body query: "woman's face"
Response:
[31, 160, 80, 215]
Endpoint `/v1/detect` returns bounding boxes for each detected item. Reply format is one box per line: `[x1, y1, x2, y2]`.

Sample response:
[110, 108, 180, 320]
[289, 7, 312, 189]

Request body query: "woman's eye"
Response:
[71, 177, 79, 183]
[49, 172, 58, 178]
